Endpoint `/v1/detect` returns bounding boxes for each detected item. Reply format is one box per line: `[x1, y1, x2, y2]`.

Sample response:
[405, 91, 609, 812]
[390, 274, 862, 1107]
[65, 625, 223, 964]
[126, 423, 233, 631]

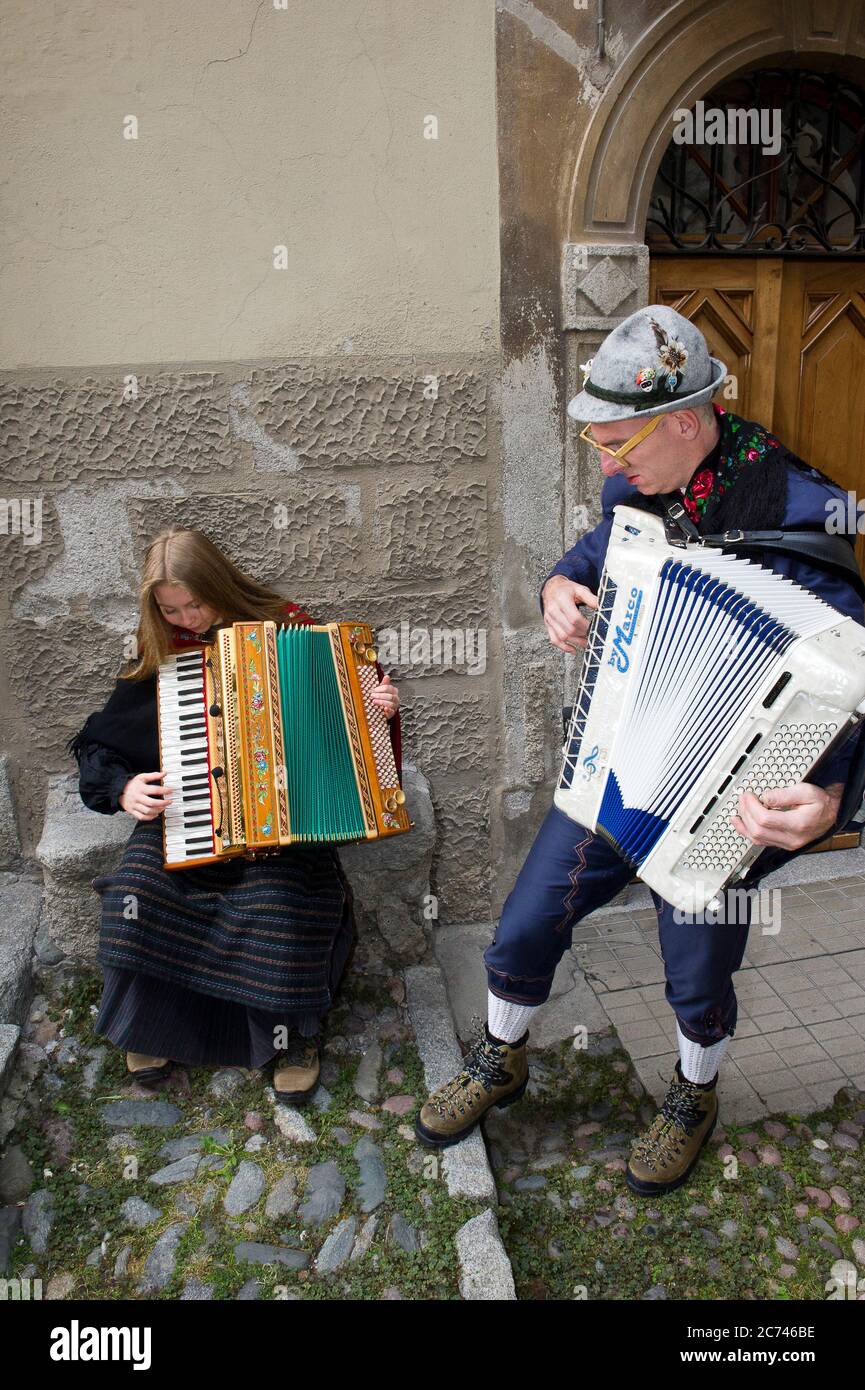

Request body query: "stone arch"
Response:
[563, 0, 865, 242]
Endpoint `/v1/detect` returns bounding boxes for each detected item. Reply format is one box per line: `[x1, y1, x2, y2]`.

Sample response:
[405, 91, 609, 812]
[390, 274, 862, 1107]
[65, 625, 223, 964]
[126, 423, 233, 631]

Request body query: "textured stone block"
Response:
[0, 1025, 21, 1103]
[374, 479, 488, 583]
[502, 626, 564, 788]
[36, 775, 131, 962]
[561, 243, 650, 331]
[126, 487, 365, 586]
[455, 1209, 516, 1300]
[247, 366, 487, 468]
[431, 922, 492, 1040]
[10, 478, 183, 628]
[340, 591, 489, 679]
[339, 764, 435, 964]
[5, 619, 124, 766]
[0, 373, 233, 484]
[0, 873, 40, 1024]
[400, 694, 492, 776]
[0, 495, 64, 602]
[0, 759, 20, 868]
[431, 783, 490, 922]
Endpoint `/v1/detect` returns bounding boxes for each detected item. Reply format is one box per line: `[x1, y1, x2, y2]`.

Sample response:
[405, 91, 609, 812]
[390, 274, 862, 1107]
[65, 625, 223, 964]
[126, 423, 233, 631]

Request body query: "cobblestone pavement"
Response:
[484, 1032, 865, 1301]
[2, 956, 862, 1302]
[0, 963, 491, 1301]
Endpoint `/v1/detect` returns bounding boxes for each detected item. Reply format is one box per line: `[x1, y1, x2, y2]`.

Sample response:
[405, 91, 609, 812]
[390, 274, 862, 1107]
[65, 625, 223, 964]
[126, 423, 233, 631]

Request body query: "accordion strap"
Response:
[659, 496, 865, 602]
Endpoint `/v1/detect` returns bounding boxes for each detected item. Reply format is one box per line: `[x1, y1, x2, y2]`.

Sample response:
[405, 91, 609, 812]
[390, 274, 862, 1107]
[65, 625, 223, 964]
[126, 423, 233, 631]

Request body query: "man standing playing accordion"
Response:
[416, 305, 865, 1196]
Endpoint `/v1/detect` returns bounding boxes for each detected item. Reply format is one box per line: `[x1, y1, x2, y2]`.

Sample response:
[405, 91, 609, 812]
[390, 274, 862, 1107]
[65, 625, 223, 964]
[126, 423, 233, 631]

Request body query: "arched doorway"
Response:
[647, 68, 865, 573]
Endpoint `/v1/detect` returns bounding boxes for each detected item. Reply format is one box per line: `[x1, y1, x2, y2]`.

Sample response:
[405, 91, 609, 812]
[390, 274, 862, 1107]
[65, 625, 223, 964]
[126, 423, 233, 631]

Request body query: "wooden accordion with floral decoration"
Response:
[156, 620, 410, 868]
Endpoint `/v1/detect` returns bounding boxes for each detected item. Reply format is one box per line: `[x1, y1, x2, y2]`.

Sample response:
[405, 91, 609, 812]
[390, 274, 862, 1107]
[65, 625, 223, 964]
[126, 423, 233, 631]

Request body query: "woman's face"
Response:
[154, 583, 222, 635]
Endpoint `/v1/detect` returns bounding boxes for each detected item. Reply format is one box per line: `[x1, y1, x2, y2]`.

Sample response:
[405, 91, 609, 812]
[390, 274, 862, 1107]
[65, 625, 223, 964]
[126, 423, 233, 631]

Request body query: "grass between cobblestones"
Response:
[4, 971, 483, 1301]
[7, 972, 863, 1301]
[488, 1037, 864, 1301]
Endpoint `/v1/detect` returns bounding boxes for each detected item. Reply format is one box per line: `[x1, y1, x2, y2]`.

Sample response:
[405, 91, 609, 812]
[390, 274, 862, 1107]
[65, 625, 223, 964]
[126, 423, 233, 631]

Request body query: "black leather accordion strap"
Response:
[704, 531, 865, 599]
[657, 494, 865, 602]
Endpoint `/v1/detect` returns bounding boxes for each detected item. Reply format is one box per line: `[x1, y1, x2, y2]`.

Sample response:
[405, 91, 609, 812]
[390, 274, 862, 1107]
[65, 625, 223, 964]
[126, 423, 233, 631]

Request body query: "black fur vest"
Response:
[623, 411, 836, 536]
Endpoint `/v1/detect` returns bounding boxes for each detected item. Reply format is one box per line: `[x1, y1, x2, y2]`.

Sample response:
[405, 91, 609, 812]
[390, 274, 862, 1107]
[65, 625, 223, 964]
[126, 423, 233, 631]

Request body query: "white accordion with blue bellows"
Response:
[555, 505, 865, 914]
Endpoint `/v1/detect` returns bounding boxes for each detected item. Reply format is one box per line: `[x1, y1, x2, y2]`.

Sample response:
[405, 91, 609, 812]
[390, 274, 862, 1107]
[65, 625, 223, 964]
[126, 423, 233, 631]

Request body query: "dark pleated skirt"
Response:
[94, 966, 327, 1068]
[91, 818, 356, 1068]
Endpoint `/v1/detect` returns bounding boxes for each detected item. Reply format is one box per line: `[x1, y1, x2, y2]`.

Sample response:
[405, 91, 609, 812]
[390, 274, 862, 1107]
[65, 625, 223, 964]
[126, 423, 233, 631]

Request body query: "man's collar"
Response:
[680, 419, 723, 491]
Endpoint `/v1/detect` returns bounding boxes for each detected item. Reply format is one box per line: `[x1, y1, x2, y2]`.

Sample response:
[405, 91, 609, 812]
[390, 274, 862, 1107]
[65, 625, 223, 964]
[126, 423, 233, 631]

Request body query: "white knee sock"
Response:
[676, 1021, 729, 1084]
[487, 991, 536, 1044]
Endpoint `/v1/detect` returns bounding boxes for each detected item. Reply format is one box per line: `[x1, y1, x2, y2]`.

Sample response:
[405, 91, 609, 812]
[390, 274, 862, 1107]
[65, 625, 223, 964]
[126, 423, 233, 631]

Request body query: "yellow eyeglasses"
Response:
[579, 413, 663, 460]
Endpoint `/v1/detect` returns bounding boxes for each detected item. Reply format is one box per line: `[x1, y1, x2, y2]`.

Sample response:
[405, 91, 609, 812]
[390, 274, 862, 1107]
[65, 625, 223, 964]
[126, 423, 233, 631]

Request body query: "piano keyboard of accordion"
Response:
[555, 505, 865, 914]
[157, 620, 410, 868]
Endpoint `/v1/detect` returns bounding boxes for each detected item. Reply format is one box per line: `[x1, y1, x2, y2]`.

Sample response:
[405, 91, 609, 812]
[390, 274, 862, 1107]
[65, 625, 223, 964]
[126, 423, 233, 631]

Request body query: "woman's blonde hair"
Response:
[125, 527, 292, 679]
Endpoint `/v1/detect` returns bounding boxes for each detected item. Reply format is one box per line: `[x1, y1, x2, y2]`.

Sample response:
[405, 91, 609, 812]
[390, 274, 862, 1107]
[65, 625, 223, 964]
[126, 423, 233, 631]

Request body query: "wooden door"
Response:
[651, 257, 865, 849]
[650, 259, 784, 425]
[773, 262, 865, 575]
[651, 259, 865, 564]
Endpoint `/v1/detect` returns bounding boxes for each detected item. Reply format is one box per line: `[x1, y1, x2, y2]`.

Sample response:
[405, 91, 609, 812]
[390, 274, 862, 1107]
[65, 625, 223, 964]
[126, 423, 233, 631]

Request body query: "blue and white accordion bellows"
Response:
[555, 505, 865, 913]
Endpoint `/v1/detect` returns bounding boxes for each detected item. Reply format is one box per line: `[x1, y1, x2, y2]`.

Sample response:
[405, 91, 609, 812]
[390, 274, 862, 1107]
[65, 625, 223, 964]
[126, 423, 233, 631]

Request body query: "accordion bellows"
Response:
[157, 620, 410, 868]
[555, 506, 865, 913]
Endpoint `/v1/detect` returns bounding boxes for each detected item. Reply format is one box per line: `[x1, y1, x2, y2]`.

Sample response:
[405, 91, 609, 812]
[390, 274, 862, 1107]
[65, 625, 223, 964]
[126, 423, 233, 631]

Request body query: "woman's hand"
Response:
[120, 771, 173, 821]
[731, 782, 842, 851]
[371, 673, 399, 720]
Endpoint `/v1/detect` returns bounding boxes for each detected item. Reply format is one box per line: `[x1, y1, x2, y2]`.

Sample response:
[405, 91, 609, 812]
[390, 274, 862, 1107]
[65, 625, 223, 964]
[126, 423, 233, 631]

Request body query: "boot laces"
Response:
[632, 1075, 706, 1168]
[429, 1016, 512, 1117]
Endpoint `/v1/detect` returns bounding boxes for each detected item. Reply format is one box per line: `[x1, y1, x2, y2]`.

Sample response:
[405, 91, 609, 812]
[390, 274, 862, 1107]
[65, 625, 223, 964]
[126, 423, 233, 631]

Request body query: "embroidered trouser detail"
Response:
[554, 829, 594, 935]
[484, 805, 799, 1044]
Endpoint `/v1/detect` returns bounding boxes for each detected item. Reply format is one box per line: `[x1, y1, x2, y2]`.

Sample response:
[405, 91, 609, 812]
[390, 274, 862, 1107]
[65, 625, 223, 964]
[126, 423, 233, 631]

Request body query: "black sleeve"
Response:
[77, 741, 134, 816]
[67, 671, 159, 815]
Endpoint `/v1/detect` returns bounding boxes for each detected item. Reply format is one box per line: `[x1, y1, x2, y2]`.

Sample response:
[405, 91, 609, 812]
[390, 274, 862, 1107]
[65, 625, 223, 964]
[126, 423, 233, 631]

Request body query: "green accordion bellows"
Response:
[277, 625, 367, 841]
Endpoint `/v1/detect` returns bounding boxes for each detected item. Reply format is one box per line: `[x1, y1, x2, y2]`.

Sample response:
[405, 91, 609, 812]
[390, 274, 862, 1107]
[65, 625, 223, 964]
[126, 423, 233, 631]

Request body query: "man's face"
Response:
[588, 414, 691, 494]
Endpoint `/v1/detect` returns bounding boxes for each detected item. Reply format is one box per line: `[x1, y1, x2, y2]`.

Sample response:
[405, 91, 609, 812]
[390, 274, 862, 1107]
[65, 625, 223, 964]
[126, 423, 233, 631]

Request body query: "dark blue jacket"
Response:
[540, 466, 865, 806]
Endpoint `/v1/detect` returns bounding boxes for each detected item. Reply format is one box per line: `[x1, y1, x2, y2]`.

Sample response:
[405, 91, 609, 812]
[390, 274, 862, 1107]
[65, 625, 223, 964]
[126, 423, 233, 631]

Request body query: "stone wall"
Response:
[0, 358, 500, 927]
[1, 0, 502, 947]
[8, 0, 862, 962]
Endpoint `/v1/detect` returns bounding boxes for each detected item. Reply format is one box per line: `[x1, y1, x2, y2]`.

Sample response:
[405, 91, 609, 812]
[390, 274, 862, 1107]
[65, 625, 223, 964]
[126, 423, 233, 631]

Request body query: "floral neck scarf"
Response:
[680, 407, 782, 524]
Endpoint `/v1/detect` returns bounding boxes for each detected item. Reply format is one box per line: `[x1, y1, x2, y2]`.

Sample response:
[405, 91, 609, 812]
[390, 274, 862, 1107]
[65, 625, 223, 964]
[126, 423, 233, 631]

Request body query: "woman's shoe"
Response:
[126, 1051, 173, 1087]
[272, 1034, 321, 1105]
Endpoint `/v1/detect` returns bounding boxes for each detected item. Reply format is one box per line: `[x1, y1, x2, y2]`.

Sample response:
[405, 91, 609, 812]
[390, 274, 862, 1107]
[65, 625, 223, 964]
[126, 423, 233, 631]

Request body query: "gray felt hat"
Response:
[567, 304, 727, 424]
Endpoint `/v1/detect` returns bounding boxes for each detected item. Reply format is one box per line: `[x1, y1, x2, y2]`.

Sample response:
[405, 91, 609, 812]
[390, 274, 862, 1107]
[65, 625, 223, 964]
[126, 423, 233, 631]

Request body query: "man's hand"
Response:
[120, 771, 173, 821]
[542, 575, 598, 654]
[731, 782, 843, 852]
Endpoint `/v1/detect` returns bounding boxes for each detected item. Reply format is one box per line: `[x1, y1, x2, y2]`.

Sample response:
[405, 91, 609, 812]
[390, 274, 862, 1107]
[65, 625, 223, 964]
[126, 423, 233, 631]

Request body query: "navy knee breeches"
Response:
[484, 803, 795, 1046]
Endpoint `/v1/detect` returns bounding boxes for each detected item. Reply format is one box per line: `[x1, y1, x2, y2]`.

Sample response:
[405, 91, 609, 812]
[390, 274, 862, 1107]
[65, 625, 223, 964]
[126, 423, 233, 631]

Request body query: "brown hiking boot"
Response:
[273, 1033, 321, 1106]
[415, 1017, 529, 1148]
[626, 1059, 718, 1196]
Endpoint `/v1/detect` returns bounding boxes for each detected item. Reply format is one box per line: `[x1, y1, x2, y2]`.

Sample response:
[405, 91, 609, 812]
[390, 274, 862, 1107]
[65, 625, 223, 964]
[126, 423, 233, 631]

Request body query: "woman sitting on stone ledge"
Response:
[67, 526, 401, 1102]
